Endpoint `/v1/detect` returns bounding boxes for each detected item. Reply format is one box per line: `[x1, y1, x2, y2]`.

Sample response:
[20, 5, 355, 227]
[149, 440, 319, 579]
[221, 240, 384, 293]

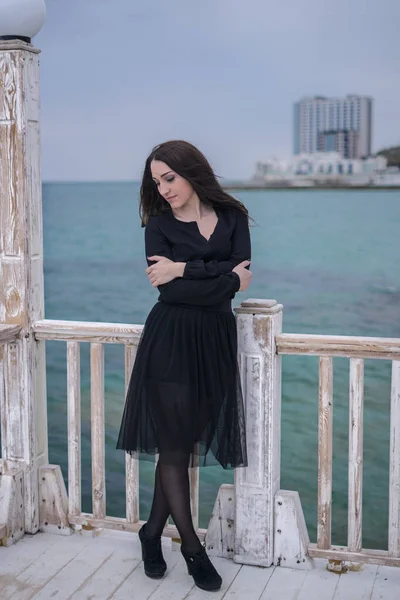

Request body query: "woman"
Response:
[117, 140, 252, 592]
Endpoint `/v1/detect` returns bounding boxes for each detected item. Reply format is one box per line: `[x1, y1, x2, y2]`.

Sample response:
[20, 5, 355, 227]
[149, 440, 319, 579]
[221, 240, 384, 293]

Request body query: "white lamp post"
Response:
[0, 0, 48, 542]
[0, 0, 46, 42]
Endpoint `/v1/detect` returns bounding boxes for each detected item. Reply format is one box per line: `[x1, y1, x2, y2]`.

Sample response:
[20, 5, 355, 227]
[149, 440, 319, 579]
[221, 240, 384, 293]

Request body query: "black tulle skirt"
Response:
[116, 300, 247, 469]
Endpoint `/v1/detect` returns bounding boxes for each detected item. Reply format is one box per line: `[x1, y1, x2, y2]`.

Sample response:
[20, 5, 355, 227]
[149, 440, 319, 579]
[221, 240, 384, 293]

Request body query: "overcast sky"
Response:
[35, 0, 400, 181]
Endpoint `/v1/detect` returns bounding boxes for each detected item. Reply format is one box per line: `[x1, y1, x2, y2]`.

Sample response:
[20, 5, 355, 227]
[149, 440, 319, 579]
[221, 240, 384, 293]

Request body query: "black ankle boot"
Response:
[181, 545, 222, 591]
[138, 524, 167, 579]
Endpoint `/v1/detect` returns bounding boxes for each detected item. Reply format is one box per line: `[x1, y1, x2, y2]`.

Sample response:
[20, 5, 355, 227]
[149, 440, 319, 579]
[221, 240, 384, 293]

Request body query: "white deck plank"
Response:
[70, 553, 140, 599]
[0, 534, 94, 600]
[185, 556, 241, 599]
[75, 529, 143, 560]
[31, 536, 119, 599]
[333, 564, 378, 600]
[259, 566, 308, 600]
[146, 557, 195, 600]
[110, 546, 181, 600]
[0, 534, 59, 578]
[222, 564, 274, 599]
[370, 565, 400, 600]
[296, 560, 339, 600]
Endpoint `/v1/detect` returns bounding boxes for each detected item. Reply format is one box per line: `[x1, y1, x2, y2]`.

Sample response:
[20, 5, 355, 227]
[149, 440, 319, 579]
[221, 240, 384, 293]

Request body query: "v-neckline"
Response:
[170, 208, 219, 243]
[196, 211, 219, 243]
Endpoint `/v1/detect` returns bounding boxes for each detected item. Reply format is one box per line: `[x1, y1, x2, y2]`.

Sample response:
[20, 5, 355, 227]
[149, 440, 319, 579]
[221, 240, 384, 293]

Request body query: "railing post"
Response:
[0, 39, 48, 533]
[234, 299, 283, 566]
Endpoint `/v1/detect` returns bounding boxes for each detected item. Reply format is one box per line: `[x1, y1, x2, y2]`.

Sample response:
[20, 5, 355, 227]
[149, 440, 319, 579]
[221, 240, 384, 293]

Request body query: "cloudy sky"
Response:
[35, 0, 399, 181]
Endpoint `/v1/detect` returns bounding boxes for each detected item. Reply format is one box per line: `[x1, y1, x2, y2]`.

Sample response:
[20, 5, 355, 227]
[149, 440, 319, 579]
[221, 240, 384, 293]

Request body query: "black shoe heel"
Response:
[139, 524, 167, 579]
[181, 545, 222, 591]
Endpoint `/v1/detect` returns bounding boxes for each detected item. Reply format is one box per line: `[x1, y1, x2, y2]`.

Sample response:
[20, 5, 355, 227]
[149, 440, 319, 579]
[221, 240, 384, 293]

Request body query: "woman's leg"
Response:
[145, 462, 170, 538]
[145, 448, 222, 590]
[156, 450, 202, 553]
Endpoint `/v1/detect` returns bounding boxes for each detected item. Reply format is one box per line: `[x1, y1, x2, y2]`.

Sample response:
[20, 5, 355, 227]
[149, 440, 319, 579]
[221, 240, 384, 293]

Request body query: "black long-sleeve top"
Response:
[144, 206, 251, 311]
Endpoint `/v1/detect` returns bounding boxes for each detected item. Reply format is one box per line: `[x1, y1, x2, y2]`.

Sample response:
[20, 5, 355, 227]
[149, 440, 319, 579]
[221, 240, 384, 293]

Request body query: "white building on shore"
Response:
[253, 152, 400, 186]
[293, 95, 373, 159]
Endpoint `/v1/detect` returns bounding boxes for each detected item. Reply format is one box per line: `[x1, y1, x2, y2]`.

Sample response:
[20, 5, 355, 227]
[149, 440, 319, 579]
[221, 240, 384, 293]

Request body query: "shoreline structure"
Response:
[223, 182, 400, 191]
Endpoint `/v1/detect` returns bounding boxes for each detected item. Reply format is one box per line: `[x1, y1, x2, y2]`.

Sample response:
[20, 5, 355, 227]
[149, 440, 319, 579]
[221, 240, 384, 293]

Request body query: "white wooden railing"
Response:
[33, 319, 203, 541]
[276, 333, 400, 567]
[2, 297, 283, 565]
[2, 310, 400, 568]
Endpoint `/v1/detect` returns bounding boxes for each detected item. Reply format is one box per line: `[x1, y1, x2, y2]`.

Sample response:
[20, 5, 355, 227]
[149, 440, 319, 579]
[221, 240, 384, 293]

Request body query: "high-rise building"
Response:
[317, 130, 359, 158]
[293, 95, 373, 159]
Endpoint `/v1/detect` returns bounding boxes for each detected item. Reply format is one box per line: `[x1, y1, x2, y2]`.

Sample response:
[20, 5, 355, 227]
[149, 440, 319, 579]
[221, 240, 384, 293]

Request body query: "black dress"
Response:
[117, 206, 251, 469]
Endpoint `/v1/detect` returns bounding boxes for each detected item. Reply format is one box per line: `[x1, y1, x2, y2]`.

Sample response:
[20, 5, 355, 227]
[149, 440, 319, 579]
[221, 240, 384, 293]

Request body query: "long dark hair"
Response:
[139, 140, 249, 226]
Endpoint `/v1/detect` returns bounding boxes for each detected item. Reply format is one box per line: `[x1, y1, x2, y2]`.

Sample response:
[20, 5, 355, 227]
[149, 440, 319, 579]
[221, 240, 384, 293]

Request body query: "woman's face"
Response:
[151, 160, 195, 209]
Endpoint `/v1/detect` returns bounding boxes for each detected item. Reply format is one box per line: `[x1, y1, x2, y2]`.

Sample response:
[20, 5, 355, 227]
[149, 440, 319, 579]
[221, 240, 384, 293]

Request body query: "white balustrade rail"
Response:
[276, 333, 400, 567]
[3, 315, 400, 568]
[33, 319, 203, 540]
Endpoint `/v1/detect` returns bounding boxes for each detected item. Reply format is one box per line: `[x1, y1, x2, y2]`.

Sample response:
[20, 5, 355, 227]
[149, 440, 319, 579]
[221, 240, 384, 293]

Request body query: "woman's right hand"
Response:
[232, 260, 252, 291]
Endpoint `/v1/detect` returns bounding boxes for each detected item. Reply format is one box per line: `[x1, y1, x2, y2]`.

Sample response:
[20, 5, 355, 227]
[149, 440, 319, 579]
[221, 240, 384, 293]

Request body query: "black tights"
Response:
[145, 451, 201, 553]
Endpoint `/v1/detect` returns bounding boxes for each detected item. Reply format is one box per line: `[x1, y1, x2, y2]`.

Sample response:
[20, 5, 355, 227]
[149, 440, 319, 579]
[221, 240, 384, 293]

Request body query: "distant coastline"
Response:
[41, 181, 400, 191]
[223, 182, 400, 191]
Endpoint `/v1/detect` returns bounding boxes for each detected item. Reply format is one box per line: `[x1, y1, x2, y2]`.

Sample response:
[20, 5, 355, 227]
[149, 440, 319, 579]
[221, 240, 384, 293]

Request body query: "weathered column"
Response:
[234, 299, 283, 566]
[0, 39, 48, 534]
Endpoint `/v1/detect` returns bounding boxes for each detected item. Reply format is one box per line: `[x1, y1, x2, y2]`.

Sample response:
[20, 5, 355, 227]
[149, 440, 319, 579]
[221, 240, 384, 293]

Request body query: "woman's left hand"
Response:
[146, 256, 185, 287]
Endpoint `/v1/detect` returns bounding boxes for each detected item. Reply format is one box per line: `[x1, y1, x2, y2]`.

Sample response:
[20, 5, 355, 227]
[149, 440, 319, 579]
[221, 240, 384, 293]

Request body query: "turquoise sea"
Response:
[42, 183, 400, 549]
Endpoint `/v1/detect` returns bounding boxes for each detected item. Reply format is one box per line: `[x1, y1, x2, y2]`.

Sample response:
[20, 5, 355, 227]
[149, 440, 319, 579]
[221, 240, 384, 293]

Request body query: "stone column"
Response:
[0, 39, 48, 534]
[234, 299, 283, 566]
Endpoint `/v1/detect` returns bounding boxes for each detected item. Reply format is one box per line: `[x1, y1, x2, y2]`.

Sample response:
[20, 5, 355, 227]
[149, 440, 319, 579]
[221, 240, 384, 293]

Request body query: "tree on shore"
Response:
[376, 145, 400, 167]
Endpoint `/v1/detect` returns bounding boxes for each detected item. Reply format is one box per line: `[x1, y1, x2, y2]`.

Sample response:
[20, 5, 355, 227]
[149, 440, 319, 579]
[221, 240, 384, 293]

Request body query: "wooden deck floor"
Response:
[1, 530, 400, 600]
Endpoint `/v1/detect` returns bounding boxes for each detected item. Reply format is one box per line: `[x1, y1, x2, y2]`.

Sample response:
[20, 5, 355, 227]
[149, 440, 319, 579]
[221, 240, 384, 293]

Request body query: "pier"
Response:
[1, 18, 400, 600]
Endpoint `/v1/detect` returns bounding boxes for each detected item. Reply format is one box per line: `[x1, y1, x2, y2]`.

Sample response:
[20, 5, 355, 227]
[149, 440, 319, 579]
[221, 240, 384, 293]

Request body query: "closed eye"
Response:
[152, 172, 175, 186]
